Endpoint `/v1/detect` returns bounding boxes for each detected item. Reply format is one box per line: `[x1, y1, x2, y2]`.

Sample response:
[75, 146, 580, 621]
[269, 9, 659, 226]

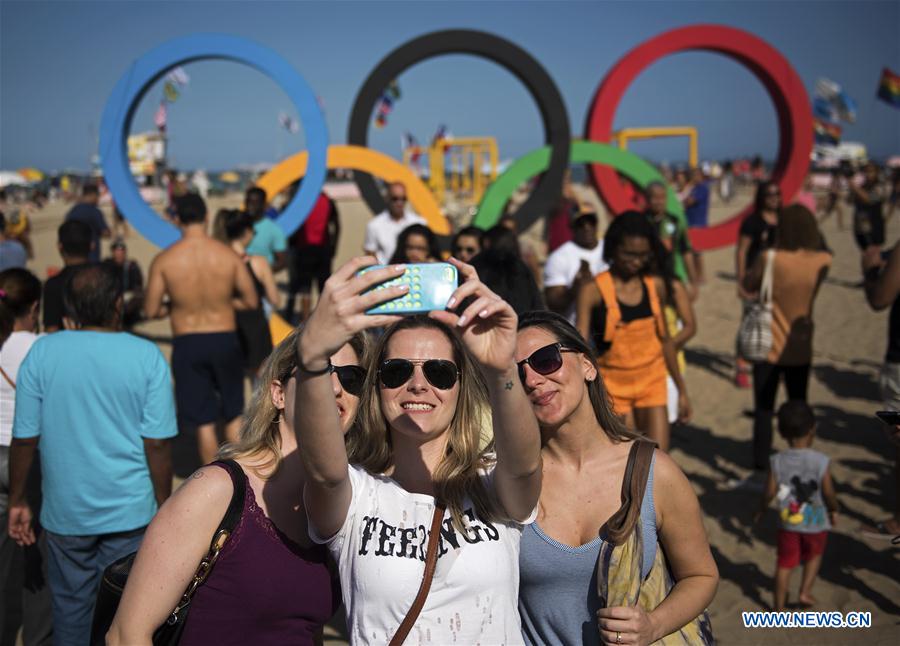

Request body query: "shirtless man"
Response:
[144, 193, 258, 463]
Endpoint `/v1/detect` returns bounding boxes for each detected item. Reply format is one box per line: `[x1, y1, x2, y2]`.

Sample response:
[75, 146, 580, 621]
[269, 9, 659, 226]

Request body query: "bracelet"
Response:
[295, 336, 333, 376]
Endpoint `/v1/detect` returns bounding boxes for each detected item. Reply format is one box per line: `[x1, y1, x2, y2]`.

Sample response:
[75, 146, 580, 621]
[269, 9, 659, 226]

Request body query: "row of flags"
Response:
[812, 68, 899, 146]
[374, 80, 402, 129]
[154, 67, 190, 132]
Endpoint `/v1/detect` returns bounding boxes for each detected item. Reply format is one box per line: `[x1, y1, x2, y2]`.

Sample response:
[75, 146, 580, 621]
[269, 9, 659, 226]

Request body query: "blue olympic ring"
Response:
[99, 33, 328, 248]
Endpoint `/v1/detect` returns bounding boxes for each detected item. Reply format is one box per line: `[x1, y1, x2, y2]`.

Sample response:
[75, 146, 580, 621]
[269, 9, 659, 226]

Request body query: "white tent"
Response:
[0, 171, 27, 187]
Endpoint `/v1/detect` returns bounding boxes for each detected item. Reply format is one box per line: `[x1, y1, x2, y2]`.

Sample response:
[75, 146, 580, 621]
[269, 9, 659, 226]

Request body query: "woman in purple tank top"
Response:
[107, 327, 370, 645]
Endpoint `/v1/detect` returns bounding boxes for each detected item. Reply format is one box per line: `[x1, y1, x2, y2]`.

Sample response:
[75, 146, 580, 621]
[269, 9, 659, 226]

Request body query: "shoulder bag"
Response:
[90, 459, 246, 646]
[738, 249, 775, 363]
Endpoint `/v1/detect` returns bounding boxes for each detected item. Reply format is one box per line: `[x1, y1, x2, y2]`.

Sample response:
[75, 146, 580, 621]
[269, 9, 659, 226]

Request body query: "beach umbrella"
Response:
[17, 168, 44, 183]
[0, 171, 27, 187]
[219, 171, 240, 183]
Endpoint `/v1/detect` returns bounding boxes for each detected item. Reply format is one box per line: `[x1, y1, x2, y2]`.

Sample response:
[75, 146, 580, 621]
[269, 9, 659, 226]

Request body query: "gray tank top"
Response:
[518, 453, 657, 646]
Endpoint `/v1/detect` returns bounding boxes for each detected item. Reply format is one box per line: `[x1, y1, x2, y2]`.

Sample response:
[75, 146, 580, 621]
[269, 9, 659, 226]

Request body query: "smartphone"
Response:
[875, 410, 900, 425]
[362, 262, 458, 315]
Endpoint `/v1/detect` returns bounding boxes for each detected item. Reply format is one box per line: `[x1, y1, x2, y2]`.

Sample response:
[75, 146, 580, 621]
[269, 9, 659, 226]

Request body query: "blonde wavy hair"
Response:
[347, 315, 497, 531]
[219, 327, 371, 477]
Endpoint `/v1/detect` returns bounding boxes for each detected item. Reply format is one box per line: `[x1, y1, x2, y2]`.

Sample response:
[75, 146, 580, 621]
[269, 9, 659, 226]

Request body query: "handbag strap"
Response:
[760, 250, 775, 306]
[0, 365, 15, 390]
[166, 459, 246, 625]
[389, 503, 446, 646]
[604, 440, 655, 546]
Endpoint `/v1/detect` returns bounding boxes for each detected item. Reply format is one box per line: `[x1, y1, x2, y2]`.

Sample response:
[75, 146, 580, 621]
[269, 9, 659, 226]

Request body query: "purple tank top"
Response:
[179, 462, 340, 645]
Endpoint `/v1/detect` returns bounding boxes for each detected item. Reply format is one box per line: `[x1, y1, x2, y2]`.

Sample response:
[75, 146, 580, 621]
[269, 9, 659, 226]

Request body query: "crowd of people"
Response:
[0, 161, 897, 645]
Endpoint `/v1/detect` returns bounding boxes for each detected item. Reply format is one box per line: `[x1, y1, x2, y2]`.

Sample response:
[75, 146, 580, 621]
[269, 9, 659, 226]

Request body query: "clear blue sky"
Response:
[1, 0, 898, 172]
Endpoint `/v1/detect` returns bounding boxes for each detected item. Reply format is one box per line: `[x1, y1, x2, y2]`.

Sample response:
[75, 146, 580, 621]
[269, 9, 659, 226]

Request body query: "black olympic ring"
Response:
[347, 29, 571, 232]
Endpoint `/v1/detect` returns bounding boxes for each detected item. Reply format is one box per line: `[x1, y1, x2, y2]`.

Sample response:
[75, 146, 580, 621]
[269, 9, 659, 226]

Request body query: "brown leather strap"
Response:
[605, 440, 656, 545]
[0, 365, 15, 390]
[389, 503, 445, 646]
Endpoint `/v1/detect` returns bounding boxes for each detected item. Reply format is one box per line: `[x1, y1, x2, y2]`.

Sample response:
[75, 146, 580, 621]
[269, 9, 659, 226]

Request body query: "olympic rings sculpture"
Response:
[347, 29, 571, 232]
[255, 145, 450, 234]
[100, 26, 811, 251]
[473, 141, 685, 231]
[585, 25, 812, 251]
[99, 34, 329, 249]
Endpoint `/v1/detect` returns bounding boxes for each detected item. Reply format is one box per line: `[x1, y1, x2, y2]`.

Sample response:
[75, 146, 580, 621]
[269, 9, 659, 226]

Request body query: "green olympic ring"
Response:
[473, 140, 685, 231]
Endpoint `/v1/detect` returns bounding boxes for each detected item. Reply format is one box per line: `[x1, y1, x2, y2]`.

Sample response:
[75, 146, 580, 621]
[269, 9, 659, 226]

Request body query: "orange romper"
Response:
[594, 271, 668, 415]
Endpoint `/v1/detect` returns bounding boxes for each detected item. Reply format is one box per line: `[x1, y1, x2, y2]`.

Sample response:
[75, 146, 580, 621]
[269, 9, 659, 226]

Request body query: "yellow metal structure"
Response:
[403, 137, 499, 205]
[612, 127, 699, 169]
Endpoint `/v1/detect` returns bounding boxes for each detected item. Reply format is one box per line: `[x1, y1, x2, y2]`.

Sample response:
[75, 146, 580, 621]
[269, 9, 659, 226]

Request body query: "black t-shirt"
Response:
[42, 263, 90, 330]
[101, 258, 143, 293]
[65, 204, 109, 262]
[739, 212, 777, 271]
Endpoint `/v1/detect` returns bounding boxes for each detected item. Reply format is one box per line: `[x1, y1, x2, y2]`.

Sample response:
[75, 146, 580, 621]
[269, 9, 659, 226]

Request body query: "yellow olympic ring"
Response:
[256, 144, 450, 235]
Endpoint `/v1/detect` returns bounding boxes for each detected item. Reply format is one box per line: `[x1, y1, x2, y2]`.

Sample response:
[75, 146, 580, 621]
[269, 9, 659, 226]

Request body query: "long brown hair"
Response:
[348, 315, 497, 531]
[219, 327, 371, 476]
[517, 310, 637, 443]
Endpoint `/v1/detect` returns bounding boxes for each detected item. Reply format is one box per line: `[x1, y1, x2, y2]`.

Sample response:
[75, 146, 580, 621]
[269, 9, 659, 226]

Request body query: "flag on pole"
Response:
[813, 118, 841, 145]
[278, 111, 299, 134]
[166, 67, 190, 86]
[387, 80, 401, 100]
[877, 67, 900, 108]
[154, 101, 167, 131]
[403, 132, 421, 164]
[163, 81, 180, 103]
[431, 124, 448, 146]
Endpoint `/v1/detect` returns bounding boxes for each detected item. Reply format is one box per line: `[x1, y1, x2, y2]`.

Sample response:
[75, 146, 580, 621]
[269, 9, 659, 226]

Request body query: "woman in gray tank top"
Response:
[515, 312, 718, 645]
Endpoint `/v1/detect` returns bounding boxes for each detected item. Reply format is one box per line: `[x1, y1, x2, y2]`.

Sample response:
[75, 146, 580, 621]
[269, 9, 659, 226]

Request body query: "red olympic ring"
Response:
[585, 25, 813, 251]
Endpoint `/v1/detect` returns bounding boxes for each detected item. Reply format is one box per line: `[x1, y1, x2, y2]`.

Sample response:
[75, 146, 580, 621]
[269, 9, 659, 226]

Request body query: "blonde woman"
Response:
[295, 256, 543, 644]
[107, 328, 369, 645]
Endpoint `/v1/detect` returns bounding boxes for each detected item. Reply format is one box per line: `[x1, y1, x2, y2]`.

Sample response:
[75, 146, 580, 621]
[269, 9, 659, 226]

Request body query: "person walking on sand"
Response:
[754, 401, 839, 610]
[144, 194, 258, 464]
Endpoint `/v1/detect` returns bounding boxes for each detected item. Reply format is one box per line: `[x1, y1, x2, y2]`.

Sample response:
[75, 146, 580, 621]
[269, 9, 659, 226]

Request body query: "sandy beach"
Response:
[17, 183, 900, 645]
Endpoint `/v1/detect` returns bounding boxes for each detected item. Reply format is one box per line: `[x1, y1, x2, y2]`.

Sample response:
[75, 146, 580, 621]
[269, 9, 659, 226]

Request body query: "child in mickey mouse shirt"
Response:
[755, 400, 839, 610]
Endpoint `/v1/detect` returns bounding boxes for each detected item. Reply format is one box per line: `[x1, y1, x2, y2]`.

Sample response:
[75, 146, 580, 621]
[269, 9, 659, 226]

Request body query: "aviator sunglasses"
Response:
[288, 364, 366, 397]
[517, 342, 577, 383]
[378, 358, 459, 390]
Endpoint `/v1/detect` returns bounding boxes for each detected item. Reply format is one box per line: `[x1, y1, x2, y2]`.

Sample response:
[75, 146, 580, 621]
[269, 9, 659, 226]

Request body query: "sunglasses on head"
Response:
[517, 342, 577, 383]
[286, 364, 366, 397]
[378, 358, 459, 390]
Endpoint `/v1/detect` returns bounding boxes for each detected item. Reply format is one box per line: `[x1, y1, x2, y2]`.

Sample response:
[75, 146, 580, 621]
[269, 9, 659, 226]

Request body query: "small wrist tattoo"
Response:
[504, 380, 513, 390]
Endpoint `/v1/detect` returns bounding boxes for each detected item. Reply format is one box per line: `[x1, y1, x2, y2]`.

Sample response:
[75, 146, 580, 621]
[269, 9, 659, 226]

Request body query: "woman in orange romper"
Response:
[576, 211, 690, 450]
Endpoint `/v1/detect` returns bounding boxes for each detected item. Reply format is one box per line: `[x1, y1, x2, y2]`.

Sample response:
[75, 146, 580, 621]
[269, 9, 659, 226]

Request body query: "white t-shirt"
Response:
[0, 331, 40, 446]
[363, 210, 427, 264]
[311, 464, 533, 645]
[542, 240, 608, 323]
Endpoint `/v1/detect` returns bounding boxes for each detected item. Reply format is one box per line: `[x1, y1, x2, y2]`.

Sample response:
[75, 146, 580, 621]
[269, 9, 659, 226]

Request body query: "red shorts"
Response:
[777, 530, 827, 569]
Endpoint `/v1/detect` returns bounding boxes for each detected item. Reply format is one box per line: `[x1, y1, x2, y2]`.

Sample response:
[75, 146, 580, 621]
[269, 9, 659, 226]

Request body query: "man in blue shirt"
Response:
[684, 167, 711, 228]
[0, 211, 27, 272]
[7, 263, 176, 645]
[244, 186, 287, 271]
[64, 183, 109, 262]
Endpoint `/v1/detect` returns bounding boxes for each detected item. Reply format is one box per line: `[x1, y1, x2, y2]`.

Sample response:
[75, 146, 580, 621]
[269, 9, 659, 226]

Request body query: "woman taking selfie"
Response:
[576, 212, 690, 451]
[516, 311, 717, 645]
[294, 256, 542, 644]
[106, 328, 370, 645]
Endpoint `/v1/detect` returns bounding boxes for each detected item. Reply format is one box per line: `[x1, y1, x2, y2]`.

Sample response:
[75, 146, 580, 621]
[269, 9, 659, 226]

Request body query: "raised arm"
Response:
[431, 258, 542, 522]
[295, 257, 406, 539]
[107, 467, 233, 646]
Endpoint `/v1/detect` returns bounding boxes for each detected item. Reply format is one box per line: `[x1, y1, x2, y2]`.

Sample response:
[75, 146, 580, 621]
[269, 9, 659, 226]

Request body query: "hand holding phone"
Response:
[362, 263, 458, 315]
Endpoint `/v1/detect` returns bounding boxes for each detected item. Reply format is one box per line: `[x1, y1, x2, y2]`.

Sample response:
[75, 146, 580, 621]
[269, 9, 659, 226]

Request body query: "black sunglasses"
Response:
[287, 364, 366, 397]
[379, 358, 459, 390]
[517, 343, 577, 383]
[454, 246, 478, 255]
[389, 195, 408, 202]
